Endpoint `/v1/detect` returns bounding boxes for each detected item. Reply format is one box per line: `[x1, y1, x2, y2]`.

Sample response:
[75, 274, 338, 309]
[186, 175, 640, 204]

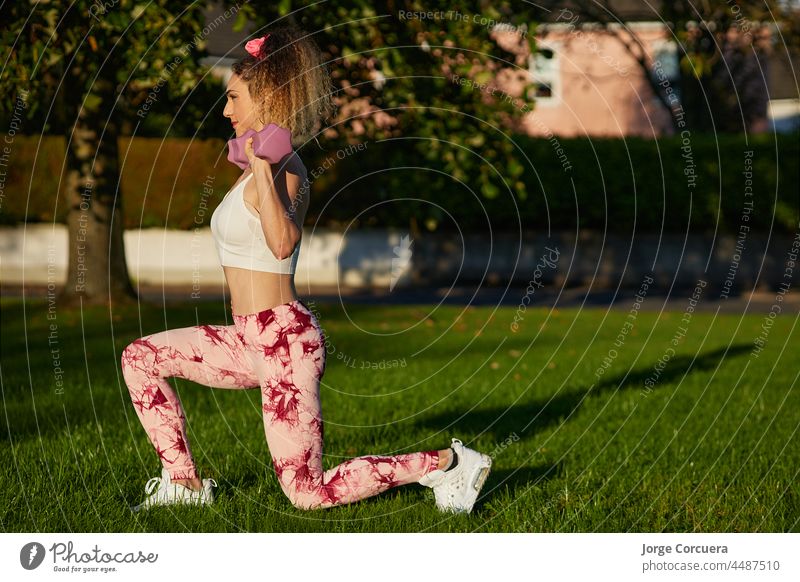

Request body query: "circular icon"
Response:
[20, 542, 46, 570]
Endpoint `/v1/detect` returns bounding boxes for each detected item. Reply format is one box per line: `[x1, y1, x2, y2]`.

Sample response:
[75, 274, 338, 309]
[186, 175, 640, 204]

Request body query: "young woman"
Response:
[121, 27, 492, 514]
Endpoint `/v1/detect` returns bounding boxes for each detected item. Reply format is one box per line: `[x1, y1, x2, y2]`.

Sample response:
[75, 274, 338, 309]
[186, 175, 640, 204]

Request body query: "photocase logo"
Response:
[390, 233, 413, 292]
[20, 542, 46, 570]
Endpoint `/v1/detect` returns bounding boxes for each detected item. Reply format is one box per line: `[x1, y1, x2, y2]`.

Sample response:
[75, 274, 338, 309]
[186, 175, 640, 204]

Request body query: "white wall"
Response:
[0, 224, 417, 289]
[2, 223, 795, 293]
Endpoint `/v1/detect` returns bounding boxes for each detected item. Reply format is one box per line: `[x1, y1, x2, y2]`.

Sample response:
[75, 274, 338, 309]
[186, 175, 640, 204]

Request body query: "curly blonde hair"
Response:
[232, 26, 336, 147]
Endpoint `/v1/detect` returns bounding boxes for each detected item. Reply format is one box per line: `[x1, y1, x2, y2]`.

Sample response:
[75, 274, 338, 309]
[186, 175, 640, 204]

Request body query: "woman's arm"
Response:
[246, 138, 303, 260]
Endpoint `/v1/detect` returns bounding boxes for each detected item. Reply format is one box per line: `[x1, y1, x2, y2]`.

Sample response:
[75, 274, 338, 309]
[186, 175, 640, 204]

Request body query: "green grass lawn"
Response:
[1, 297, 797, 532]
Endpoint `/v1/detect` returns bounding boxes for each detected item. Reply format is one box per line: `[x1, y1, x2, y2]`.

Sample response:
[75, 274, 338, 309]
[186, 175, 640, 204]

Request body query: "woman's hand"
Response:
[245, 136, 274, 183]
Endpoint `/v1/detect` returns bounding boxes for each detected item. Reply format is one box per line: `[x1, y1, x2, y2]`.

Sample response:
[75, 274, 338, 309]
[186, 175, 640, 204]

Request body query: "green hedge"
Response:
[0, 136, 241, 230]
[3, 133, 797, 233]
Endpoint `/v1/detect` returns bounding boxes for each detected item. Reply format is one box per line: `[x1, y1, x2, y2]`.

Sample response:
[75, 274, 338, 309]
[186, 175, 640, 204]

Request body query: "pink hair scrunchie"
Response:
[244, 34, 271, 59]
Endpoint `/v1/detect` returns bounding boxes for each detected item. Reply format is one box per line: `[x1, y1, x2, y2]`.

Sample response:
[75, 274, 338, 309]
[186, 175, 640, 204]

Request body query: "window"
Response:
[528, 43, 561, 106]
[650, 40, 681, 104]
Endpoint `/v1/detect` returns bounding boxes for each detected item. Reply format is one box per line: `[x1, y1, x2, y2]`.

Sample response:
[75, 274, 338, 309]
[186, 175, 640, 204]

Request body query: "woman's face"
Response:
[223, 73, 264, 137]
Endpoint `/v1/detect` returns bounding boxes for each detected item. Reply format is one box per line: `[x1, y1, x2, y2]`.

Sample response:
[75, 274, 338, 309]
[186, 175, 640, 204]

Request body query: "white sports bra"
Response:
[209, 173, 301, 274]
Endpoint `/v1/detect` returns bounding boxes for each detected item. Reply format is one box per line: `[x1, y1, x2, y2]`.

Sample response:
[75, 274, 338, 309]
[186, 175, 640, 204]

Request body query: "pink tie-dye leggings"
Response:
[120, 299, 440, 510]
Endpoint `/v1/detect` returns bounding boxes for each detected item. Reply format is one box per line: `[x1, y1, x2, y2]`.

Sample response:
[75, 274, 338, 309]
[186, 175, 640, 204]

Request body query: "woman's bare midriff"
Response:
[224, 267, 299, 316]
[221, 154, 309, 316]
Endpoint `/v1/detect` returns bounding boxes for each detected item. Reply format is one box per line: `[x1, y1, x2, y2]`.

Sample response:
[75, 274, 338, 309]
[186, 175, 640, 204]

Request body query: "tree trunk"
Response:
[58, 77, 138, 307]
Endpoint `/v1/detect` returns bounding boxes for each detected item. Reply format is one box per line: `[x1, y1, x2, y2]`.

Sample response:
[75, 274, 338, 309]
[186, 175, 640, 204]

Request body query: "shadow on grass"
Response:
[399, 345, 753, 511]
[412, 344, 752, 451]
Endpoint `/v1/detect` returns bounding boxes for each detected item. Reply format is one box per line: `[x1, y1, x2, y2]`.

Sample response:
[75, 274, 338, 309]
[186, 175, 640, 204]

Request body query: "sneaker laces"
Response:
[445, 471, 466, 503]
[441, 440, 466, 505]
[145, 475, 215, 495]
[144, 476, 165, 496]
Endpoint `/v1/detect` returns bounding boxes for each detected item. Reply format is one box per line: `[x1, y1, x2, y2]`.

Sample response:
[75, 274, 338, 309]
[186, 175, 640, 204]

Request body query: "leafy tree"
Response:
[660, 0, 784, 132]
[0, 0, 238, 305]
[236, 0, 541, 233]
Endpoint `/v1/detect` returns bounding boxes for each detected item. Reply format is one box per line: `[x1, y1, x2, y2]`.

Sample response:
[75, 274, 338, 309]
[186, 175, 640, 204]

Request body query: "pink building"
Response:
[491, 3, 797, 138]
[524, 20, 675, 138]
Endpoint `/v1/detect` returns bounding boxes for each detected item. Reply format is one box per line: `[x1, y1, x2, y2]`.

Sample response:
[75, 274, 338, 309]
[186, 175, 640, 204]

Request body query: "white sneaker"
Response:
[130, 468, 217, 512]
[418, 438, 492, 513]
